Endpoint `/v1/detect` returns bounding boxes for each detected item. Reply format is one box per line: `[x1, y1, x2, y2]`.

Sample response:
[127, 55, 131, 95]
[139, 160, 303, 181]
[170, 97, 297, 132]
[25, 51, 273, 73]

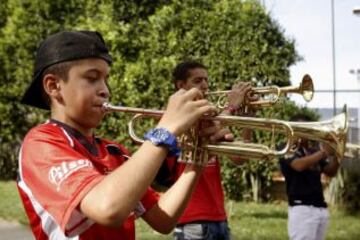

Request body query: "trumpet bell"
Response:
[289, 104, 349, 162]
[299, 74, 314, 102]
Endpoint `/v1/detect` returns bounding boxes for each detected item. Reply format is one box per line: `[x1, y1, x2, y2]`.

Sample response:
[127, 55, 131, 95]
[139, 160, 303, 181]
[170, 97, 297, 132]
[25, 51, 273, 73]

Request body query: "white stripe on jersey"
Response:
[18, 145, 80, 239]
[65, 209, 94, 237]
[60, 127, 74, 148]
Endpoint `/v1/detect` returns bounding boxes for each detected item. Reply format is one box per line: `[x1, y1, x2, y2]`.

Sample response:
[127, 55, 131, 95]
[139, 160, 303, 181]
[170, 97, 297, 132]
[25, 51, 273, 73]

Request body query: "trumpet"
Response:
[102, 103, 294, 164]
[102, 103, 348, 164]
[206, 74, 314, 109]
[288, 105, 349, 162]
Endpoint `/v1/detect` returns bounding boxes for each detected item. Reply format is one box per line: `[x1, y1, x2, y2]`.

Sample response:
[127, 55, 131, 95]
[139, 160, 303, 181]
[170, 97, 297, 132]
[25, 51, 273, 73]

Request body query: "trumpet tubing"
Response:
[102, 103, 348, 164]
[103, 103, 295, 163]
[288, 106, 348, 161]
[206, 74, 314, 109]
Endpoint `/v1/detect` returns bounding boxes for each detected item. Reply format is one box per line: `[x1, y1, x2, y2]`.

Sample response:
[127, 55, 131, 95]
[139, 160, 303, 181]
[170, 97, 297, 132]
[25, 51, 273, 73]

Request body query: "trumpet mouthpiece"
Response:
[102, 102, 112, 112]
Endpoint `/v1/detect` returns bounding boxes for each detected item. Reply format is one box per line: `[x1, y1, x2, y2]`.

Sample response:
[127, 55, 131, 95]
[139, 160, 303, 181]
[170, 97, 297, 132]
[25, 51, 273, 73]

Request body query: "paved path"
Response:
[0, 219, 33, 240]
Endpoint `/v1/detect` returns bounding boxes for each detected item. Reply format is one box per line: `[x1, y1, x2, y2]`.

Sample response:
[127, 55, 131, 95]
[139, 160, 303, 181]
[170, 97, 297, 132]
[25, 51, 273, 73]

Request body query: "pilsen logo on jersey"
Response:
[49, 159, 93, 191]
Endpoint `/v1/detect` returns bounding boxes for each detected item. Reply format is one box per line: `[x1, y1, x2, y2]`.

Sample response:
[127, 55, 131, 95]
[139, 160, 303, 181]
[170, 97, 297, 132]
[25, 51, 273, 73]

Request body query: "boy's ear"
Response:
[175, 80, 186, 90]
[43, 74, 61, 100]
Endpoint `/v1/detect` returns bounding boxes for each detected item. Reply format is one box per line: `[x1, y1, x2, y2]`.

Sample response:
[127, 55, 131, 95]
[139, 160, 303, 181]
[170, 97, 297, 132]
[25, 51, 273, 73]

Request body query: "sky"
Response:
[262, 0, 360, 110]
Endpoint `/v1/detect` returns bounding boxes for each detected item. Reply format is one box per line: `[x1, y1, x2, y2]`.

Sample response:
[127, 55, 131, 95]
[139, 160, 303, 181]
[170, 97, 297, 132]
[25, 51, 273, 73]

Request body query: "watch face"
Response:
[152, 128, 170, 143]
[145, 128, 177, 147]
[144, 128, 179, 156]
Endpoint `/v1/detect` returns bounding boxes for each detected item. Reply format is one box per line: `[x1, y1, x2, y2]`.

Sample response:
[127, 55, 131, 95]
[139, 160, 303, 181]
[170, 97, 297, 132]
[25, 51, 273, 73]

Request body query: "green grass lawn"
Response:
[2, 180, 359, 239]
[0, 181, 29, 225]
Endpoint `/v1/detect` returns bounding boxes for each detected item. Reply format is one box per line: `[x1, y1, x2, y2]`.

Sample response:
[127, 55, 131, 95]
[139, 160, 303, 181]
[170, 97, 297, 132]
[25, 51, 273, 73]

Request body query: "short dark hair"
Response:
[40, 61, 75, 107]
[172, 60, 207, 83]
[42, 61, 73, 82]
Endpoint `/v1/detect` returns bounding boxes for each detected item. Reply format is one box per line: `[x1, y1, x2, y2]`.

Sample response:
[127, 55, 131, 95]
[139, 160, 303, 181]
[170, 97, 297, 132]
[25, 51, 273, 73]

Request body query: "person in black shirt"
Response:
[279, 113, 340, 240]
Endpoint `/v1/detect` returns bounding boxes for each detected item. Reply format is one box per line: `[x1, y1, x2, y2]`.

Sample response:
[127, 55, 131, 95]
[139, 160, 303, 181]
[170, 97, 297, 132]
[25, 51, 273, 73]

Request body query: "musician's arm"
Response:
[290, 150, 327, 171]
[322, 156, 340, 177]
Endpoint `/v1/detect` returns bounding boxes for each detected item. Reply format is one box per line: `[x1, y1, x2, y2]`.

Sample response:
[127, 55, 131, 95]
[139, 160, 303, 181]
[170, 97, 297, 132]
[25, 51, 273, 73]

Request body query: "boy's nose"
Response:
[202, 81, 209, 92]
[99, 83, 110, 99]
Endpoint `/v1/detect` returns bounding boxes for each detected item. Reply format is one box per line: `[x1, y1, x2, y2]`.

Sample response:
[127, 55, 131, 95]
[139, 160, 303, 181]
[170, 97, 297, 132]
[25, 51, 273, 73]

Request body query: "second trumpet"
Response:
[206, 74, 314, 109]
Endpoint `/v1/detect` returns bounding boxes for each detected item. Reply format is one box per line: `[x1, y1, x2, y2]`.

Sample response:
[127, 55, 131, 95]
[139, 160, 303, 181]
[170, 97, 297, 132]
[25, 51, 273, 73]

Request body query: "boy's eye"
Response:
[86, 76, 98, 82]
[195, 79, 204, 84]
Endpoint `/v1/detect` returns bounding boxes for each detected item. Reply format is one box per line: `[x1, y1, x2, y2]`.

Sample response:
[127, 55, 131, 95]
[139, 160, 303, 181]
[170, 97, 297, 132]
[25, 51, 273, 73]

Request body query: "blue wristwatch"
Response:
[144, 128, 181, 157]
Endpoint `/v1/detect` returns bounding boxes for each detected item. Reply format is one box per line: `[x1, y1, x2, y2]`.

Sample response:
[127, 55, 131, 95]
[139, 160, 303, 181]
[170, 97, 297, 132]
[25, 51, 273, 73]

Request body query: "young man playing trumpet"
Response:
[280, 113, 340, 240]
[155, 60, 256, 240]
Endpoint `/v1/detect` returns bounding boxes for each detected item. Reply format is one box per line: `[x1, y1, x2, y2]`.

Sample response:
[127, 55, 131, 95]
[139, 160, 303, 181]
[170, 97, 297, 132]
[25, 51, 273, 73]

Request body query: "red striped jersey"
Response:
[17, 120, 159, 240]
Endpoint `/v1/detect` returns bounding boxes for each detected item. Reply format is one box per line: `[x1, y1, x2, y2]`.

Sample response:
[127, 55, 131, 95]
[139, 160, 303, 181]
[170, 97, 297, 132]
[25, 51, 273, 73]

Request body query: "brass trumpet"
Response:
[102, 103, 348, 164]
[102, 103, 294, 163]
[206, 74, 314, 109]
[288, 105, 349, 162]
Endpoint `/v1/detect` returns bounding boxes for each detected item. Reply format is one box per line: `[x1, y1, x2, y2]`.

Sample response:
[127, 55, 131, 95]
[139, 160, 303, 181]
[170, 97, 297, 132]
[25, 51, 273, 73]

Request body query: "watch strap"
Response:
[144, 128, 181, 157]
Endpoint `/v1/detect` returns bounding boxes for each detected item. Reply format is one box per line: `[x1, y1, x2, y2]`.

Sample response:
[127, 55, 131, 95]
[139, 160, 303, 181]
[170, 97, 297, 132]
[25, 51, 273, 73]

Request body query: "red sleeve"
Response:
[141, 187, 160, 210]
[18, 125, 104, 234]
[134, 187, 160, 218]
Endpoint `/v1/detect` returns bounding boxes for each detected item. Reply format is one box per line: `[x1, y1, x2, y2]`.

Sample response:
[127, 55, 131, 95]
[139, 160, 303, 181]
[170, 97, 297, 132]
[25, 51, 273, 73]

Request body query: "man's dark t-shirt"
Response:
[279, 146, 329, 208]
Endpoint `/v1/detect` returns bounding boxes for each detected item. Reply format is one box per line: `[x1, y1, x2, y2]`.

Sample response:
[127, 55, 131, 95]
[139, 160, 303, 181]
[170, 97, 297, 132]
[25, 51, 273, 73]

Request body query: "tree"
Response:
[119, 0, 299, 102]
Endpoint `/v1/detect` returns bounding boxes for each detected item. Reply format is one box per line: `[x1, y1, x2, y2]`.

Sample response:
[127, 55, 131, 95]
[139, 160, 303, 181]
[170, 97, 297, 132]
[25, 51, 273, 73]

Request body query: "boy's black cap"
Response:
[21, 30, 113, 110]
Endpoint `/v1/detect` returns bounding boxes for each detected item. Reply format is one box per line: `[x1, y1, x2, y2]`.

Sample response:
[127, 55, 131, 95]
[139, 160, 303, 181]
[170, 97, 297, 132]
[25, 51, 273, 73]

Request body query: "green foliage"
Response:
[334, 169, 360, 214]
[221, 159, 277, 201]
[0, 181, 28, 224]
[122, 0, 300, 100]
[221, 101, 319, 201]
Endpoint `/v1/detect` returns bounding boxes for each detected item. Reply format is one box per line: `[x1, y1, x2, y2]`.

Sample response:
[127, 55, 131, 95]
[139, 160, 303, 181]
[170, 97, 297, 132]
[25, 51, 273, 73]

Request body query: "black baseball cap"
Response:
[21, 30, 113, 110]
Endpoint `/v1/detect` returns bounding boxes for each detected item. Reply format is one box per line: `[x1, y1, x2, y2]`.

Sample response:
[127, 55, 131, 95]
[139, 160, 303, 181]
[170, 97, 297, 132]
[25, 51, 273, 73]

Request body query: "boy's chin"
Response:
[86, 117, 104, 129]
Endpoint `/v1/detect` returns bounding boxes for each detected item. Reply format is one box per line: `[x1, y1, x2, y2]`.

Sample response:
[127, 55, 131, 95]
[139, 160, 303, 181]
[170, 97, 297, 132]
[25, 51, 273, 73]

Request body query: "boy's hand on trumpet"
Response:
[199, 120, 234, 143]
[157, 88, 217, 136]
[224, 82, 259, 116]
[227, 82, 252, 109]
[320, 143, 336, 157]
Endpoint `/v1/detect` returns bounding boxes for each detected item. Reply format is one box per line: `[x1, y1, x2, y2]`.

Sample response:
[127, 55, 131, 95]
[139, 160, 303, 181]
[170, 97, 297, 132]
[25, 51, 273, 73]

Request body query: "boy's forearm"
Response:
[144, 164, 202, 233]
[80, 141, 169, 226]
[290, 150, 326, 171]
[158, 164, 202, 215]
